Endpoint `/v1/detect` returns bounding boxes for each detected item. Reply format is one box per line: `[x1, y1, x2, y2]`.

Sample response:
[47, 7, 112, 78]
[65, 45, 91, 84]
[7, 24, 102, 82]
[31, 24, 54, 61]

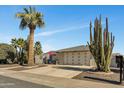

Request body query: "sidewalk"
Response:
[0, 69, 124, 88]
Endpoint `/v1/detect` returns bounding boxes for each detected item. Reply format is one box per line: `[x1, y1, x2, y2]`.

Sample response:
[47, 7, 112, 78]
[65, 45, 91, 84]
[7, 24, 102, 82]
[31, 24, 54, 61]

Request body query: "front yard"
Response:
[0, 64, 123, 87]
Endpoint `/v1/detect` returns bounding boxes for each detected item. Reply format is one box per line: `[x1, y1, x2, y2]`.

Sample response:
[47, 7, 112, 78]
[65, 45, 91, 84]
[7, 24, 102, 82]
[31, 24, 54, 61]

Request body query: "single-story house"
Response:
[43, 45, 123, 68]
[56, 45, 96, 66]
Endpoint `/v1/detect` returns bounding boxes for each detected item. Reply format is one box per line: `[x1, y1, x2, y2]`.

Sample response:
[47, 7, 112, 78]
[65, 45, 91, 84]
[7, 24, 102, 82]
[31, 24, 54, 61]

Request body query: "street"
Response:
[0, 75, 51, 88]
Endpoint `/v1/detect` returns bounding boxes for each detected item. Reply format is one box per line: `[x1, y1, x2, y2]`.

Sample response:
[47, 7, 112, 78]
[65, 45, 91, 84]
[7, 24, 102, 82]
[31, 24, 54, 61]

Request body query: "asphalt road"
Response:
[0, 75, 52, 88]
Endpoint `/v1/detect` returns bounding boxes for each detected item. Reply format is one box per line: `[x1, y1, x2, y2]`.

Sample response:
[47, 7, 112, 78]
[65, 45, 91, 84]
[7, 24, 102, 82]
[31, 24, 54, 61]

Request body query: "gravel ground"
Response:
[73, 70, 121, 85]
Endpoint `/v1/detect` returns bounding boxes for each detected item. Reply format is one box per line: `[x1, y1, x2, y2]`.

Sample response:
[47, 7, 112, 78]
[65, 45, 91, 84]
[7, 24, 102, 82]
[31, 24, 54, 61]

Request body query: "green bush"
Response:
[0, 43, 16, 64]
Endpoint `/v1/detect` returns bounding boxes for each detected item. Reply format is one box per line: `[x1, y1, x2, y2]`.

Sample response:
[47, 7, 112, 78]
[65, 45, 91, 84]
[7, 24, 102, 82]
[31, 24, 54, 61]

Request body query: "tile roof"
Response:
[56, 45, 89, 52]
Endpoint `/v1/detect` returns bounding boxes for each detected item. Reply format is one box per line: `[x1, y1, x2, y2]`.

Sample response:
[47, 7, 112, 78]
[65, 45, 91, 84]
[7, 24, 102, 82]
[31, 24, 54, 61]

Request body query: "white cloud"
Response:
[42, 43, 55, 53]
[35, 24, 88, 37]
[0, 34, 15, 44]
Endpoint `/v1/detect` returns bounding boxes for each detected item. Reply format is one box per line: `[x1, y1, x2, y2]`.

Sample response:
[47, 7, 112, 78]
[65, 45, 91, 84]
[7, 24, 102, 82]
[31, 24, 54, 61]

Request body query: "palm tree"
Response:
[11, 38, 18, 60]
[17, 38, 25, 65]
[16, 6, 44, 66]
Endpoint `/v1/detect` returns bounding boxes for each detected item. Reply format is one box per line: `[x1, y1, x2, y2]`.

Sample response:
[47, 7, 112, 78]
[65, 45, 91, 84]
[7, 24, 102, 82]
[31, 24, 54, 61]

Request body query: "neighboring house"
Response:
[56, 45, 96, 66]
[43, 51, 57, 64]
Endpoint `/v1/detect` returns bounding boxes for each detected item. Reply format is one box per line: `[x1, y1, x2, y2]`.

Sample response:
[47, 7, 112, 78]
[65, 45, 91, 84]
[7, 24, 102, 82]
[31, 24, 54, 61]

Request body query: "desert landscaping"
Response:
[0, 5, 124, 88]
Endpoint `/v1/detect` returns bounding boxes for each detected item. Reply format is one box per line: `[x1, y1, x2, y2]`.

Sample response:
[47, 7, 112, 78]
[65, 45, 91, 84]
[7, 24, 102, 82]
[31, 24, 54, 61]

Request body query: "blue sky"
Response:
[0, 5, 124, 54]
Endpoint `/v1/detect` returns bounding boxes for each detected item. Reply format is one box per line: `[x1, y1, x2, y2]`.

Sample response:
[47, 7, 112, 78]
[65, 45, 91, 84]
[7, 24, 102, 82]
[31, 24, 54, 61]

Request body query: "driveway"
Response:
[20, 65, 90, 78]
[0, 64, 95, 78]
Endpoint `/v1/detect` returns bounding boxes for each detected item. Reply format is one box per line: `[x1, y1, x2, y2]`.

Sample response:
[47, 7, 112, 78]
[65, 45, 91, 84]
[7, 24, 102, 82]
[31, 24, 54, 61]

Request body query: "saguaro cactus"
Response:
[87, 15, 115, 72]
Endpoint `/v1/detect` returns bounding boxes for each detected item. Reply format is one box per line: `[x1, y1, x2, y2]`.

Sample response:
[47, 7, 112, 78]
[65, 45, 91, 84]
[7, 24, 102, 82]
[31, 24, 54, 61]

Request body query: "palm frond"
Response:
[17, 38, 25, 48]
[23, 8, 29, 14]
[37, 19, 45, 28]
[29, 6, 33, 13]
[16, 13, 25, 18]
[23, 14, 31, 24]
[19, 18, 28, 30]
[16, 6, 45, 30]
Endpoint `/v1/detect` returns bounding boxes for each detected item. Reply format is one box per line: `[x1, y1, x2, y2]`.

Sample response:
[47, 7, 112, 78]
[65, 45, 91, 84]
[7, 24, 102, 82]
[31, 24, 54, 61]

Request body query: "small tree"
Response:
[0, 43, 16, 64]
[34, 41, 43, 56]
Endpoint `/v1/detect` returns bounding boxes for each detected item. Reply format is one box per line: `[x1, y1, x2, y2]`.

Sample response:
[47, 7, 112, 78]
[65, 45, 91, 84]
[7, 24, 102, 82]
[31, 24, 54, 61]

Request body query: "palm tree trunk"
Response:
[15, 47, 18, 63]
[28, 29, 35, 66]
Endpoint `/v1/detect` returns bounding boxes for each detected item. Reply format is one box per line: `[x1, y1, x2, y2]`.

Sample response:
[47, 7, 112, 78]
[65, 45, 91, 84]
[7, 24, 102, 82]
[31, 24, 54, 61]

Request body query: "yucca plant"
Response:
[34, 41, 42, 56]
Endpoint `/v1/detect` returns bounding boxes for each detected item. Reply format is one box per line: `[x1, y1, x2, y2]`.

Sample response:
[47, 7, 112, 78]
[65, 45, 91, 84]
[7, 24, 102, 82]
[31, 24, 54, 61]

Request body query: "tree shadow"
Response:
[56, 66, 122, 85]
[53, 66, 93, 71]
[84, 76, 120, 85]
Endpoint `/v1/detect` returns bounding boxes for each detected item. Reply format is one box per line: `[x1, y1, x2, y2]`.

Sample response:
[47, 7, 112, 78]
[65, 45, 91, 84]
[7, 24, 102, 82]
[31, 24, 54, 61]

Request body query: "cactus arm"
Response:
[90, 21, 93, 44]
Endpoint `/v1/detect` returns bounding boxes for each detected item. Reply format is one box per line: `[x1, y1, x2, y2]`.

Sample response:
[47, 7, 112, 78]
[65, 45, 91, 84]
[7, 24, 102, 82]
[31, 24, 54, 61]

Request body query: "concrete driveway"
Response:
[20, 65, 87, 78]
[0, 64, 92, 78]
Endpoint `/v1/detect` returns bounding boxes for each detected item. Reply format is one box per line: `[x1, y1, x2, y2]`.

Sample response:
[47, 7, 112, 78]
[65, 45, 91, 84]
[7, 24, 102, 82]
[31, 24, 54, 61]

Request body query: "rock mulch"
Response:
[73, 70, 121, 84]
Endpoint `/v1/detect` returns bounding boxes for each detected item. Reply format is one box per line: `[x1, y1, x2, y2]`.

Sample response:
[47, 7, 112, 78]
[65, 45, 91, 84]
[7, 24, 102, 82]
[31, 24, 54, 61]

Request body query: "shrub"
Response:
[0, 43, 16, 64]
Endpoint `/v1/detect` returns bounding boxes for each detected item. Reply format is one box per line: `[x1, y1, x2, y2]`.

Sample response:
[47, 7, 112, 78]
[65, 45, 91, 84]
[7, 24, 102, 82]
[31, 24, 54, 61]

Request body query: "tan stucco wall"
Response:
[57, 51, 95, 66]
[56, 52, 64, 65]
[111, 55, 117, 67]
[56, 51, 118, 68]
